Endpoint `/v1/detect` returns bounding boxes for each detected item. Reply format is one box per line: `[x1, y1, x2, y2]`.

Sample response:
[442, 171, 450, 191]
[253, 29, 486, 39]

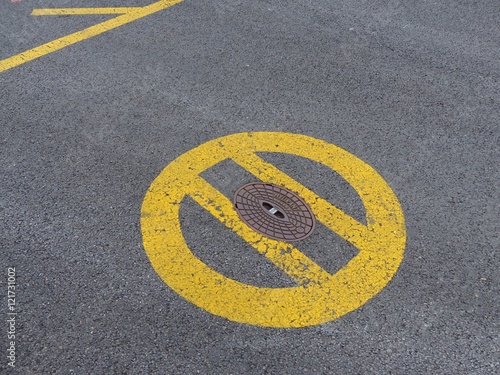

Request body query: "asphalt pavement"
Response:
[1, 0, 499, 373]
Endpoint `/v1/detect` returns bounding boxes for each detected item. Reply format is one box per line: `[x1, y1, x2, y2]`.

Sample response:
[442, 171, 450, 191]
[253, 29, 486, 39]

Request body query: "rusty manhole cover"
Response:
[233, 183, 316, 241]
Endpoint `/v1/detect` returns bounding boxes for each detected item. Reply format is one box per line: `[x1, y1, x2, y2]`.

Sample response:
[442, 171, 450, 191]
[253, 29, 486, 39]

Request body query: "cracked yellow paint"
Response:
[141, 132, 406, 328]
[0, 0, 183, 73]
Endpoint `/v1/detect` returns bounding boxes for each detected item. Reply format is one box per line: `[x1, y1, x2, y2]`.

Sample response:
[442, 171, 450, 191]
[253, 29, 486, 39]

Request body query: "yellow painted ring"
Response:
[141, 132, 406, 328]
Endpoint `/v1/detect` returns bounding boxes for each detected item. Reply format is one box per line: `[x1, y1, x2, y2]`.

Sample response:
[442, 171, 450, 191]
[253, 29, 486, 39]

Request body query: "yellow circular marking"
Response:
[141, 132, 406, 328]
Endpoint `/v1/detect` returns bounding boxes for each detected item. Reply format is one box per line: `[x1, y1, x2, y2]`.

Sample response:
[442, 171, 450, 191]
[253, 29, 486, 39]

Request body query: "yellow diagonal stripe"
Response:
[231, 152, 371, 252]
[0, 0, 184, 73]
[187, 176, 334, 287]
[32, 8, 141, 16]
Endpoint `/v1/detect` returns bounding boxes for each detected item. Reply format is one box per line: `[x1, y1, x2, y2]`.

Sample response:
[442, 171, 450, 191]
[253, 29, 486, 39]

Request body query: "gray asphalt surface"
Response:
[1, 0, 499, 373]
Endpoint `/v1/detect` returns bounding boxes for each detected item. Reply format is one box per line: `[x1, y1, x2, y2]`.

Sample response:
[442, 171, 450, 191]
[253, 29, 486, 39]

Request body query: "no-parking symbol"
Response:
[141, 132, 406, 328]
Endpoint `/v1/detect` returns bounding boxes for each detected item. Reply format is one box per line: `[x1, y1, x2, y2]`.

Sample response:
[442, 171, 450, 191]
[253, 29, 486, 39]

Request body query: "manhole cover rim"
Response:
[233, 182, 316, 242]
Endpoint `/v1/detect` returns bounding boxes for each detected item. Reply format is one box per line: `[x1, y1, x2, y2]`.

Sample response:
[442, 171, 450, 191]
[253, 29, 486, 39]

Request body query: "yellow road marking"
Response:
[231, 152, 371, 251]
[0, 0, 183, 73]
[189, 176, 333, 287]
[32, 8, 141, 16]
[141, 132, 406, 328]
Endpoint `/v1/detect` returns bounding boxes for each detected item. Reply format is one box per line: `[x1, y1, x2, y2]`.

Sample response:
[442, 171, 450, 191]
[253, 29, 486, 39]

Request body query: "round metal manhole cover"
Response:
[234, 183, 316, 242]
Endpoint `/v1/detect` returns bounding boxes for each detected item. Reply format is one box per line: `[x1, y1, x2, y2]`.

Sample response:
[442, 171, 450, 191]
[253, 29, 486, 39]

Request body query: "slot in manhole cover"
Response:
[234, 183, 316, 241]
